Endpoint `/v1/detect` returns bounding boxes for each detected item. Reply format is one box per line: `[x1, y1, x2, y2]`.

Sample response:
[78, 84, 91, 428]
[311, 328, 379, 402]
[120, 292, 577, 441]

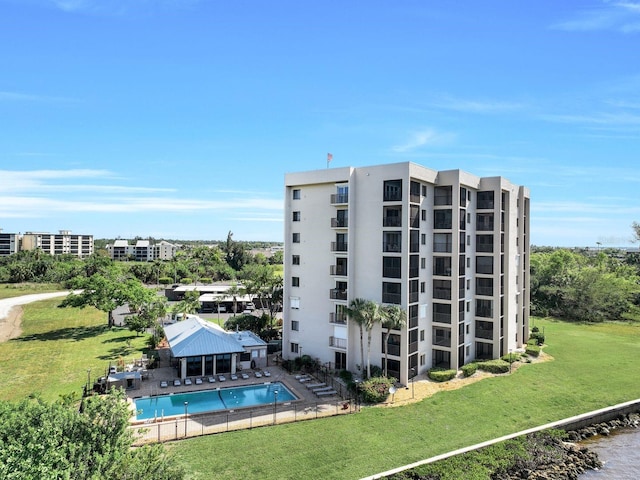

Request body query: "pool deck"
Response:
[126, 347, 348, 441]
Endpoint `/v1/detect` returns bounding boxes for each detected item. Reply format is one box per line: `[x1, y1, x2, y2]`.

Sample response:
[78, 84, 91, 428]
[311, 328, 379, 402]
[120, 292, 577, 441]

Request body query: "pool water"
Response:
[134, 382, 296, 420]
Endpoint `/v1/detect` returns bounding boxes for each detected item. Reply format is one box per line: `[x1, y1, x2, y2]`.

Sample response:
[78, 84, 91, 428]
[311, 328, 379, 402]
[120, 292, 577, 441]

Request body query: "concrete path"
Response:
[0, 291, 71, 342]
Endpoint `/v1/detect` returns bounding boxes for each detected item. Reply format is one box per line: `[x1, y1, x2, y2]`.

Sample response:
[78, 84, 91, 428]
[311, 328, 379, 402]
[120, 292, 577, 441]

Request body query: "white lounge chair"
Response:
[306, 383, 326, 389]
[208, 376, 216, 383]
[316, 390, 338, 397]
[230, 374, 238, 381]
[195, 377, 203, 385]
[263, 370, 271, 377]
[312, 386, 334, 393]
[184, 378, 192, 386]
[241, 373, 249, 380]
[254, 371, 262, 378]
[218, 375, 226, 382]
[173, 379, 181, 386]
[160, 380, 168, 388]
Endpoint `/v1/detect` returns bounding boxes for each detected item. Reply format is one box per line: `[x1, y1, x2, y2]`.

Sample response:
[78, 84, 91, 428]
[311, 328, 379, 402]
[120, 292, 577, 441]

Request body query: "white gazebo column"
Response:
[180, 358, 187, 379]
[231, 353, 237, 373]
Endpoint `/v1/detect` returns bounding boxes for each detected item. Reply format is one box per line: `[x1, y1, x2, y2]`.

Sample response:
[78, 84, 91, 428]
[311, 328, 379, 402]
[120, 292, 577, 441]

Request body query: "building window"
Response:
[434, 256, 452, 276]
[291, 320, 299, 331]
[434, 186, 452, 206]
[477, 213, 494, 231]
[293, 211, 301, 221]
[293, 189, 300, 200]
[477, 191, 495, 209]
[292, 233, 300, 243]
[382, 282, 402, 304]
[476, 256, 493, 274]
[420, 354, 426, 366]
[421, 209, 426, 221]
[434, 209, 452, 229]
[290, 342, 299, 354]
[420, 282, 425, 293]
[421, 233, 426, 245]
[292, 255, 300, 265]
[422, 185, 427, 196]
[433, 233, 452, 253]
[383, 206, 402, 227]
[383, 256, 402, 278]
[290, 296, 300, 309]
[383, 179, 403, 201]
[420, 329, 425, 341]
[383, 231, 402, 252]
[421, 257, 426, 269]
[292, 277, 300, 287]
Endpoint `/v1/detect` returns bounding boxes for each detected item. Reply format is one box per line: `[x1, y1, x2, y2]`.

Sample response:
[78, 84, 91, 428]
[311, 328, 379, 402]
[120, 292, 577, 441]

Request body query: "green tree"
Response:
[172, 290, 201, 319]
[381, 305, 407, 377]
[0, 391, 184, 480]
[60, 272, 151, 327]
[346, 298, 382, 378]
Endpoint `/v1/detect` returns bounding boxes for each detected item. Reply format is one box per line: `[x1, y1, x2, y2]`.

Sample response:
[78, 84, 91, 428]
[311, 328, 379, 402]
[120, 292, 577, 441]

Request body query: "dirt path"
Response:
[0, 292, 71, 343]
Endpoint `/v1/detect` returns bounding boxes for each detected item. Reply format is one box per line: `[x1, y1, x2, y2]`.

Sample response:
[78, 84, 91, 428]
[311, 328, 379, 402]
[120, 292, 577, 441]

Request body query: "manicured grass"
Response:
[0, 298, 148, 402]
[4, 300, 640, 479]
[0, 283, 64, 299]
[168, 318, 640, 480]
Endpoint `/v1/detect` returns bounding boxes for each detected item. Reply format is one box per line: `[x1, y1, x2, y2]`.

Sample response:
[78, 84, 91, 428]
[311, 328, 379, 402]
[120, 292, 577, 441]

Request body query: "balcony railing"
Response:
[330, 289, 348, 300]
[382, 267, 401, 278]
[408, 341, 418, 354]
[433, 336, 451, 347]
[331, 242, 348, 252]
[330, 265, 348, 276]
[383, 243, 401, 253]
[331, 218, 348, 228]
[476, 286, 493, 296]
[329, 336, 347, 349]
[433, 289, 451, 300]
[476, 328, 493, 340]
[330, 193, 349, 204]
[383, 217, 402, 227]
[433, 313, 451, 324]
[329, 313, 347, 325]
[382, 292, 401, 304]
[383, 344, 401, 356]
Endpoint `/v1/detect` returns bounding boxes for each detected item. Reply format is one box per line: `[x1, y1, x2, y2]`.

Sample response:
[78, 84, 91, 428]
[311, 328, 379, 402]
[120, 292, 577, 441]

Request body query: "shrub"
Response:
[158, 277, 173, 285]
[461, 363, 478, 377]
[526, 344, 541, 357]
[339, 369, 353, 384]
[428, 368, 457, 382]
[501, 352, 520, 363]
[530, 331, 545, 345]
[359, 377, 395, 404]
[477, 359, 510, 374]
[180, 277, 192, 284]
[369, 365, 383, 378]
[199, 277, 212, 284]
[531, 325, 539, 333]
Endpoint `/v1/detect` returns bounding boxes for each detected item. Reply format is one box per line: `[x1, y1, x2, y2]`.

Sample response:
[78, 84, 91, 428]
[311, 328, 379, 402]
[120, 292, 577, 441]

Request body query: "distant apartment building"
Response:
[106, 239, 178, 261]
[0, 229, 94, 258]
[283, 162, 530, 385]
[0, 230, 19, 256]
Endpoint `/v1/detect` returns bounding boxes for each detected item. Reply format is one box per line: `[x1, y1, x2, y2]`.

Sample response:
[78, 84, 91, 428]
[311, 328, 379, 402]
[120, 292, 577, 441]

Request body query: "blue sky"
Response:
[1, 0, 639, 247]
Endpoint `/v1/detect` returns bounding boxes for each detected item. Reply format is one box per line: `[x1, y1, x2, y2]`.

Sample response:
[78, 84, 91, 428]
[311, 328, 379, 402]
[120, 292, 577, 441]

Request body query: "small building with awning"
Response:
[164, 316, 267, 379]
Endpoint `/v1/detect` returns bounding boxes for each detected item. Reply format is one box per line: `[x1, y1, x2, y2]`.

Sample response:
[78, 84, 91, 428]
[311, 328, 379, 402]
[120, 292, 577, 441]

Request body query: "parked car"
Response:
[216, 305, 227, 313]
[244, 302, 255, 311]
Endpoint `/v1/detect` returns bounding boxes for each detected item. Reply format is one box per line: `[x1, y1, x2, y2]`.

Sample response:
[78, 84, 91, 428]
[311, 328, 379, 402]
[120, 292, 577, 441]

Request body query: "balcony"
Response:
[433, 313, 451, 324]
[382, 292, 401, 304]
[330, 289, 348, 300]
[331, 242, 348, 252]
[433, 288, 451, 300]
[382, 267, 401, 278]
[476, 328, 493, 340]
[331, 218, 348, 228]
[382, 343, 401, 356]
[383, 243, 401, 253]
[330, 193, 349, 205]
[329, 336, 347, 349]
[330, 265, 348, 276]
[433, 336, 451, 347]
[383, 216, 402, 227]
[329, 313, 347, 325]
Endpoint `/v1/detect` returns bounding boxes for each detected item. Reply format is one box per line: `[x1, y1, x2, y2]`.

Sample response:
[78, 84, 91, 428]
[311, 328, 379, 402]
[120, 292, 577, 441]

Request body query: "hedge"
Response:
[428, 368, 457, 382]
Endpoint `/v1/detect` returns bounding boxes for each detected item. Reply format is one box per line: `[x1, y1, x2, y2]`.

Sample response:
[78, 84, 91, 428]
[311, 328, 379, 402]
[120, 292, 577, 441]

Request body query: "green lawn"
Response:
[0, 298, 148, 402]
[168, 318, 640, 480]
[4, 299, 640, 479]
[0, 283, 64, 299]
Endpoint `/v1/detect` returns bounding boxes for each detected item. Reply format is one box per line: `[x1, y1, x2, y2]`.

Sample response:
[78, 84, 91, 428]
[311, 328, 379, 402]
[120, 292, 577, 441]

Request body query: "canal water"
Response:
[580, 427, 640, 479]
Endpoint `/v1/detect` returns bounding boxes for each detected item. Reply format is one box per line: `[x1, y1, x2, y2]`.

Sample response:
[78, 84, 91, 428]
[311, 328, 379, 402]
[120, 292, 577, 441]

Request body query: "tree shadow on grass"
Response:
[14, 325, 109, 342]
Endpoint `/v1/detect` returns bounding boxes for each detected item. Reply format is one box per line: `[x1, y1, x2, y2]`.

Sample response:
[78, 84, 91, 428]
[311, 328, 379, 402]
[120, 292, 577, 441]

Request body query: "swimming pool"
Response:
[134, 382, 296, 420]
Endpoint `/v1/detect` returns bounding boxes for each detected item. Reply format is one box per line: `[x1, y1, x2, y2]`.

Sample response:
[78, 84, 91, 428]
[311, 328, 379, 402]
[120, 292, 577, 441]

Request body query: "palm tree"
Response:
[225, 281, 243, 314]
[346, 298, 369, 377]
[346, 298, 381, 379]
[381, 305, 407, 377]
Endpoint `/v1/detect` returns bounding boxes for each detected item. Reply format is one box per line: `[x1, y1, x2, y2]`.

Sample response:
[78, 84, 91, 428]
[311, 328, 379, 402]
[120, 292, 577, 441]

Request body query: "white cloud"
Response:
[551, 1, 640, 33]
[0, 90, 77, 103]
[428, 95, 524, 113]
[391, 128, 455, 153]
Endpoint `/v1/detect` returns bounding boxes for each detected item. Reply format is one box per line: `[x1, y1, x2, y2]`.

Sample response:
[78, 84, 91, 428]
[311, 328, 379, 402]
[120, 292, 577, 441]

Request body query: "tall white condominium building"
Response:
[283, 162, 530, 385]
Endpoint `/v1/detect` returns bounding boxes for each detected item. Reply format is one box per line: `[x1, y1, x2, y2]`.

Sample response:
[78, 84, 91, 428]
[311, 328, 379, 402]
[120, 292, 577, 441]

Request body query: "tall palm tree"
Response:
[381, 305, 407, 377]
[346, 298, 369, 377]
[225, 281, 243, 314]
[346, 298, 381, 379]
